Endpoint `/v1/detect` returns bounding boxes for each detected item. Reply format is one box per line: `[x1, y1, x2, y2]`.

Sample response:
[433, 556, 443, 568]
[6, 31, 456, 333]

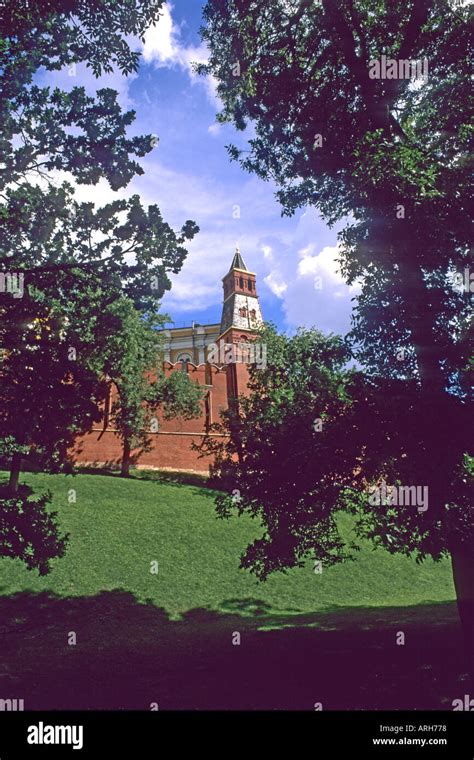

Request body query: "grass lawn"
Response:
[0, 470, 467, 710]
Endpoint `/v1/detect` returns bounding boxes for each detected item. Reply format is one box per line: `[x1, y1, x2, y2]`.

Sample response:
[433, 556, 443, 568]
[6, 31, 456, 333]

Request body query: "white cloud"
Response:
[142, 4, 177, 64]
[284, 245, 360, 335]
[297, 244, 347, 286]
[256, 212, 360, 335]
[142, 3, 219, 105]
[208, 123, 222, 136]
[264, 271, 287, 297]
[261, 244, 274, 262]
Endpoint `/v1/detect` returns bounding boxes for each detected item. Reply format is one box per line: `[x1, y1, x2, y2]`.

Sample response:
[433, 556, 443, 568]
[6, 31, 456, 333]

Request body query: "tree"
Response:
[101, 298, 204, 477]
[0, 481, 68, 576]
[0, 179, 198, 489]
[201, 325, 473, 683]
[200, 0, 473, 680]
[0, 0, 166, 191]
[200, 0, 471, 390]
[0, 1, 199, 570]
[0, 0, 198, 485]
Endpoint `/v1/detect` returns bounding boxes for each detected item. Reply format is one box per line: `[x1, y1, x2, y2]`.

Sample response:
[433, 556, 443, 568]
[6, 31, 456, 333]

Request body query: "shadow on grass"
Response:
[0, 590, 469, 711]
[73, 466, 218, 492]
[0, 467, 216, 492]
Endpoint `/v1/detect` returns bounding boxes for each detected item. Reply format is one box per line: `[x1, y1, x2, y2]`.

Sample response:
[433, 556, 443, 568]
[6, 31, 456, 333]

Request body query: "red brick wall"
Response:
[71, 429, 224, 472]
[71, 363, 231, 473]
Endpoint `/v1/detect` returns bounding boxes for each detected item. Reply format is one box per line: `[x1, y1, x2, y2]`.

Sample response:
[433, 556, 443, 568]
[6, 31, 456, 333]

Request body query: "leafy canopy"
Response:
[202, 325, 472, 580]
[200, 0, 472, 391]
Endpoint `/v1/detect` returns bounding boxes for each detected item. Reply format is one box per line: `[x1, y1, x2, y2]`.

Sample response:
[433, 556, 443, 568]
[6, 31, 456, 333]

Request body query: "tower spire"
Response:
[229, 244, 248, 272]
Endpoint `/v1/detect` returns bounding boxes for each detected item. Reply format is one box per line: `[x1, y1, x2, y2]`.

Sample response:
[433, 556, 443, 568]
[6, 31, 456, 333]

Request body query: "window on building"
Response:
[238, 335, 251, 362]
[250, 309, 256, 320]
[177, 354, 192, 372]
[248, 279, 253, 291]
[239, 306, 247, 318]
[204, 391, 211, 430]
[239, 276, 244, 288]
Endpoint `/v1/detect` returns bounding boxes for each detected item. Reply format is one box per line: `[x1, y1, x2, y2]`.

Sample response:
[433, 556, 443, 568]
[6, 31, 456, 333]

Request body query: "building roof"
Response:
[228, 245, 248, 272]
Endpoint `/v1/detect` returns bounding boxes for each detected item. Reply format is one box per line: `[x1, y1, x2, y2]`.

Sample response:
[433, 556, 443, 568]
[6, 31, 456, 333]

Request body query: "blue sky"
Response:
[38, 0, 358, 336]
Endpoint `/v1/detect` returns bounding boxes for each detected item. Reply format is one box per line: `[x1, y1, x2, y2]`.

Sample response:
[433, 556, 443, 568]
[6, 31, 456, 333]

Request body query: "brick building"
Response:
[72, 248, 263, 472]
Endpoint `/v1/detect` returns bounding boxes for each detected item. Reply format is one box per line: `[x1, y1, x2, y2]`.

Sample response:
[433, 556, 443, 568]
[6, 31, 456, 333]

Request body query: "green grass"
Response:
[0, 470, 455, 619]
[0, 470, 467, 710]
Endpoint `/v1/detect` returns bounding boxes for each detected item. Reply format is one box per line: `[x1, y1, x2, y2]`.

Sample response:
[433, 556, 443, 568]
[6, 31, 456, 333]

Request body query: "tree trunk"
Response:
[451, 545, 474, 688]
[121, 438, 131, 478]
[8, 451, 22, 493]
[398, 256, 473, 686]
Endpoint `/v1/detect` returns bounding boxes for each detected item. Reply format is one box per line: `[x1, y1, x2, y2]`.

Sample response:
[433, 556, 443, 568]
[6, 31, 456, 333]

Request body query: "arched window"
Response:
[239, 276, 244, 288]
[177, 353, 192, 372]
[250, 309, 256, 320]
[239, 306, 247, 318]
[248, 279, 253, 291]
